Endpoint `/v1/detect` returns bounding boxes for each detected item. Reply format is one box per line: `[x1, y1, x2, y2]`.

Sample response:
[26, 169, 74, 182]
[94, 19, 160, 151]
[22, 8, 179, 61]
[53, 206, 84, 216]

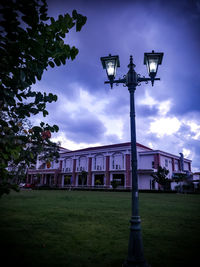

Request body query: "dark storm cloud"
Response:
[167, 77, 200, 115]
[177, 124, 192, 136]
[103, 93, 129, 117]
[64, 116, 106, 143]
[53, 108, 106, 144]
[136, 105, 159, 117]
[45, 0, 200, 110]
[183, 139, 200, 168]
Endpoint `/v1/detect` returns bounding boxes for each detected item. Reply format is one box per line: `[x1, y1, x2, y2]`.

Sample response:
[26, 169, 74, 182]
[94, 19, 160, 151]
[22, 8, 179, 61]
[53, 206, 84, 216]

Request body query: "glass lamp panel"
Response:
[105, 59, 116, 77]
[148, 58, 158, 74]
[144, 51, 163, 77]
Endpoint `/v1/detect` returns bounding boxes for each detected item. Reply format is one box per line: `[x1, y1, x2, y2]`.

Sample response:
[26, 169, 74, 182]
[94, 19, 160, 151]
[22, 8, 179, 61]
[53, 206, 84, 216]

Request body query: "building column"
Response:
[105, 156, 110, 187]
[154, 153, 160, 169]
[126, 154, 131, 188]
[56, 173, 61, 187]
[54, 172, 57, 185]
[41, 174, 44, 185]
[88, 157, 92, 186]
[72, 159, 76, 186]
[178, 160, 181, 171]
[59, 160, 63, 170]
[43, 173, 46, 185]
[188, 162, 191, 172]
[172, 158, 175, 172]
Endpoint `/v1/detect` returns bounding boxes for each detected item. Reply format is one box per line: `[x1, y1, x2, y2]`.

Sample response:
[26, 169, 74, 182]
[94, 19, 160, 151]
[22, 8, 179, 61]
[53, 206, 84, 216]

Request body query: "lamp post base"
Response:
[123, 216, 149, 267]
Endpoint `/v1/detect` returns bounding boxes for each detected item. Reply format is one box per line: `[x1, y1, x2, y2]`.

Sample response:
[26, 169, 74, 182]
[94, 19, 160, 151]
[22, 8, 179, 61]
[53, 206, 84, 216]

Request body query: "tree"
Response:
[111, 180, 118, 189]
[0, 0, 87, 196]
[151, 166, 171, 191]
[173, 172, 188, 183]
[173, 172, 194, 193]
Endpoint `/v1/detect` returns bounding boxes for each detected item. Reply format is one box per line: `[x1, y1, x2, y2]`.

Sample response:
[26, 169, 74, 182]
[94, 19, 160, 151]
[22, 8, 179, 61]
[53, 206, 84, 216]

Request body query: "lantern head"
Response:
[100, 54, 120, 87]
[144, 50, 163, 85]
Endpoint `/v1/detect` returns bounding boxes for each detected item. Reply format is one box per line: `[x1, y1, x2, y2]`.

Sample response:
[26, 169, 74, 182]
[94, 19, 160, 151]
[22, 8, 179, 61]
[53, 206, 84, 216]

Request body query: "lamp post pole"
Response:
[101, 51, 163, 267]
[123, 56, 148, 267]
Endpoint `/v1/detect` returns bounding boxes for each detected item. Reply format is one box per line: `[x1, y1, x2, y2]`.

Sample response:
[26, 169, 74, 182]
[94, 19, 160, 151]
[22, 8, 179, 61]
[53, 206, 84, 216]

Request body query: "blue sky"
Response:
[32, 0, 200, 171]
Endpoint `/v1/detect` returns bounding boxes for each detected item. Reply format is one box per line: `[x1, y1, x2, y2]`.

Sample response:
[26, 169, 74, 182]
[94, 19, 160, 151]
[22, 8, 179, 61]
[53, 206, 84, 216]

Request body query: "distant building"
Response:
[27, 142, 192, 190]
[192, 172, 200, 190]
[193, 172, 200, 181]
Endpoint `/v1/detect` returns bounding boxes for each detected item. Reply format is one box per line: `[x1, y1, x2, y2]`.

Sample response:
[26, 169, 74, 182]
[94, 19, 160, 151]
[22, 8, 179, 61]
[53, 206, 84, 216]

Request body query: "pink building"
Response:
[27, 142, 192, 190]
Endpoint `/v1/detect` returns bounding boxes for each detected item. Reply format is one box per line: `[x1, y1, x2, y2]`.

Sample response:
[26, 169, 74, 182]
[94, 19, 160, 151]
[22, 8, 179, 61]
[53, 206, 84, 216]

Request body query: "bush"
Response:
[111, 180, 118, 189]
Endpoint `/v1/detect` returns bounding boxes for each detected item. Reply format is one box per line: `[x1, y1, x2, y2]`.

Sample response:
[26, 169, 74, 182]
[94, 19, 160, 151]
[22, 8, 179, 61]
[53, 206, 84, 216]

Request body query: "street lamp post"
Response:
[100, 51, 163, 267]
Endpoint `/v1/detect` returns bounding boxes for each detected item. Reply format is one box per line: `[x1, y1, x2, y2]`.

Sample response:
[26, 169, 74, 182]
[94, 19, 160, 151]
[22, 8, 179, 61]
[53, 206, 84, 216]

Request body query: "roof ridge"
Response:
[62, 141, 152, 153]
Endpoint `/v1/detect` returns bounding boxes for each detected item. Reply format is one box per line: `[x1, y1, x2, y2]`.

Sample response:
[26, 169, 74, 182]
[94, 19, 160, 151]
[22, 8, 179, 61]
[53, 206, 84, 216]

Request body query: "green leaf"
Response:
[70, 46, 79, 60]
[40, 14, 48, 21]
[52, 94, 58, 102]
[72, 10, 78, 19]
[43, 110, 48, 117]
[53, 124, 59, 132]
[54, 58, 61, 66]
[60, 55, 66, 65]
[32, 126, 42, 133]
[20, 70, 26, 82]
[49, 61, 55, 68]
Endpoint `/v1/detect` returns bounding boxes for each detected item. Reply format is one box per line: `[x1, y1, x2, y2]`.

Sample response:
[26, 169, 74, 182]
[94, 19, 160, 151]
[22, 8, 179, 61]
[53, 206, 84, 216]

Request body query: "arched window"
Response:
[94, 154, 104, 170]
[112, 152, 124, 169]
[78, 156, 87, 171]
[65, 158, 72, 172]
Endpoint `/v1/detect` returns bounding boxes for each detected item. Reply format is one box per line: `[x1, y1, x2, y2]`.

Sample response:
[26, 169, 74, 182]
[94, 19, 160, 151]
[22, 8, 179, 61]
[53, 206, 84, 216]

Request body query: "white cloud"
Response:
[139, 90, 157, 107]
[158, 100, 172, 116]
[185, 121, 200, 140]
[51, 132, 102, 151]
[149, 117, 181, 137]
[32, 83, 124, 146]
[138, 90, 172, 116]
[182, 148, 192, 158]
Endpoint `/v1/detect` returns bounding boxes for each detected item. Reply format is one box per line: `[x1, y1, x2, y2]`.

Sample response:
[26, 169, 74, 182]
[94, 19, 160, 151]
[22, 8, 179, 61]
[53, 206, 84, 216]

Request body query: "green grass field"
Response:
[0, 190, 200, 267]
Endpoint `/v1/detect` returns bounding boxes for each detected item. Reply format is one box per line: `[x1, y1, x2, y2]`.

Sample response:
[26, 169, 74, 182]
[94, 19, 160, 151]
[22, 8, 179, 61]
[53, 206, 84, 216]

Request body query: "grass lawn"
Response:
[0, 190, 200, 267]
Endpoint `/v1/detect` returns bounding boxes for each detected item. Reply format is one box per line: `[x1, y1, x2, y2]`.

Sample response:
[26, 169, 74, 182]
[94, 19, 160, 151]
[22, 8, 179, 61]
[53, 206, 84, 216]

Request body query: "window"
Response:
[94, 154, 104, 170]
[112, 152, 124, 169]
[152, 161, 155, 168]
[165, 159, 168, 167]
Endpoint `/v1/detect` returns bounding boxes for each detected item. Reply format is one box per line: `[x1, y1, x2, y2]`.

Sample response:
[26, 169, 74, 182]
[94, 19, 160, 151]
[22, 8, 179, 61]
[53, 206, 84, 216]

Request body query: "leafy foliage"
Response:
[0, 0, 87, 196]
[95, 179, 101, 186]
[151, 166, 170, 190]
[172, 172, 188, 183]
[111, 180, 119, 189]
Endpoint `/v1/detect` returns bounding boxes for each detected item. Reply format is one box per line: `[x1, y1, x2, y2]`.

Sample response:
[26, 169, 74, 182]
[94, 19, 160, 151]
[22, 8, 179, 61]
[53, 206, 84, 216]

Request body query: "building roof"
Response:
[60, 142, 152, 154]
[59, 142, 191, 162]
[139, 149, 192, 162]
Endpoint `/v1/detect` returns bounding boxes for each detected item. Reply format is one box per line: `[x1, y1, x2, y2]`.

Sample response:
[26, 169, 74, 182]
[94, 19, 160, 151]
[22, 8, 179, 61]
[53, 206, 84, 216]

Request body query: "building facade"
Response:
[27, 142, 192, 190]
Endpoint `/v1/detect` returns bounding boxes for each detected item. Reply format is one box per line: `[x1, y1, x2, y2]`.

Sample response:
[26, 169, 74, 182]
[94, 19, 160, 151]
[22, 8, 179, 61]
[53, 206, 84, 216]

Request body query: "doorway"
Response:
[112, 174, 125, 187]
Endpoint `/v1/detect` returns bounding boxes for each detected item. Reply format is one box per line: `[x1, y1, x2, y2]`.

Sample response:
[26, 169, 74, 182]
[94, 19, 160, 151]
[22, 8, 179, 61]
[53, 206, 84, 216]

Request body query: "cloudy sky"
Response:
[32, 0, 200, 171]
